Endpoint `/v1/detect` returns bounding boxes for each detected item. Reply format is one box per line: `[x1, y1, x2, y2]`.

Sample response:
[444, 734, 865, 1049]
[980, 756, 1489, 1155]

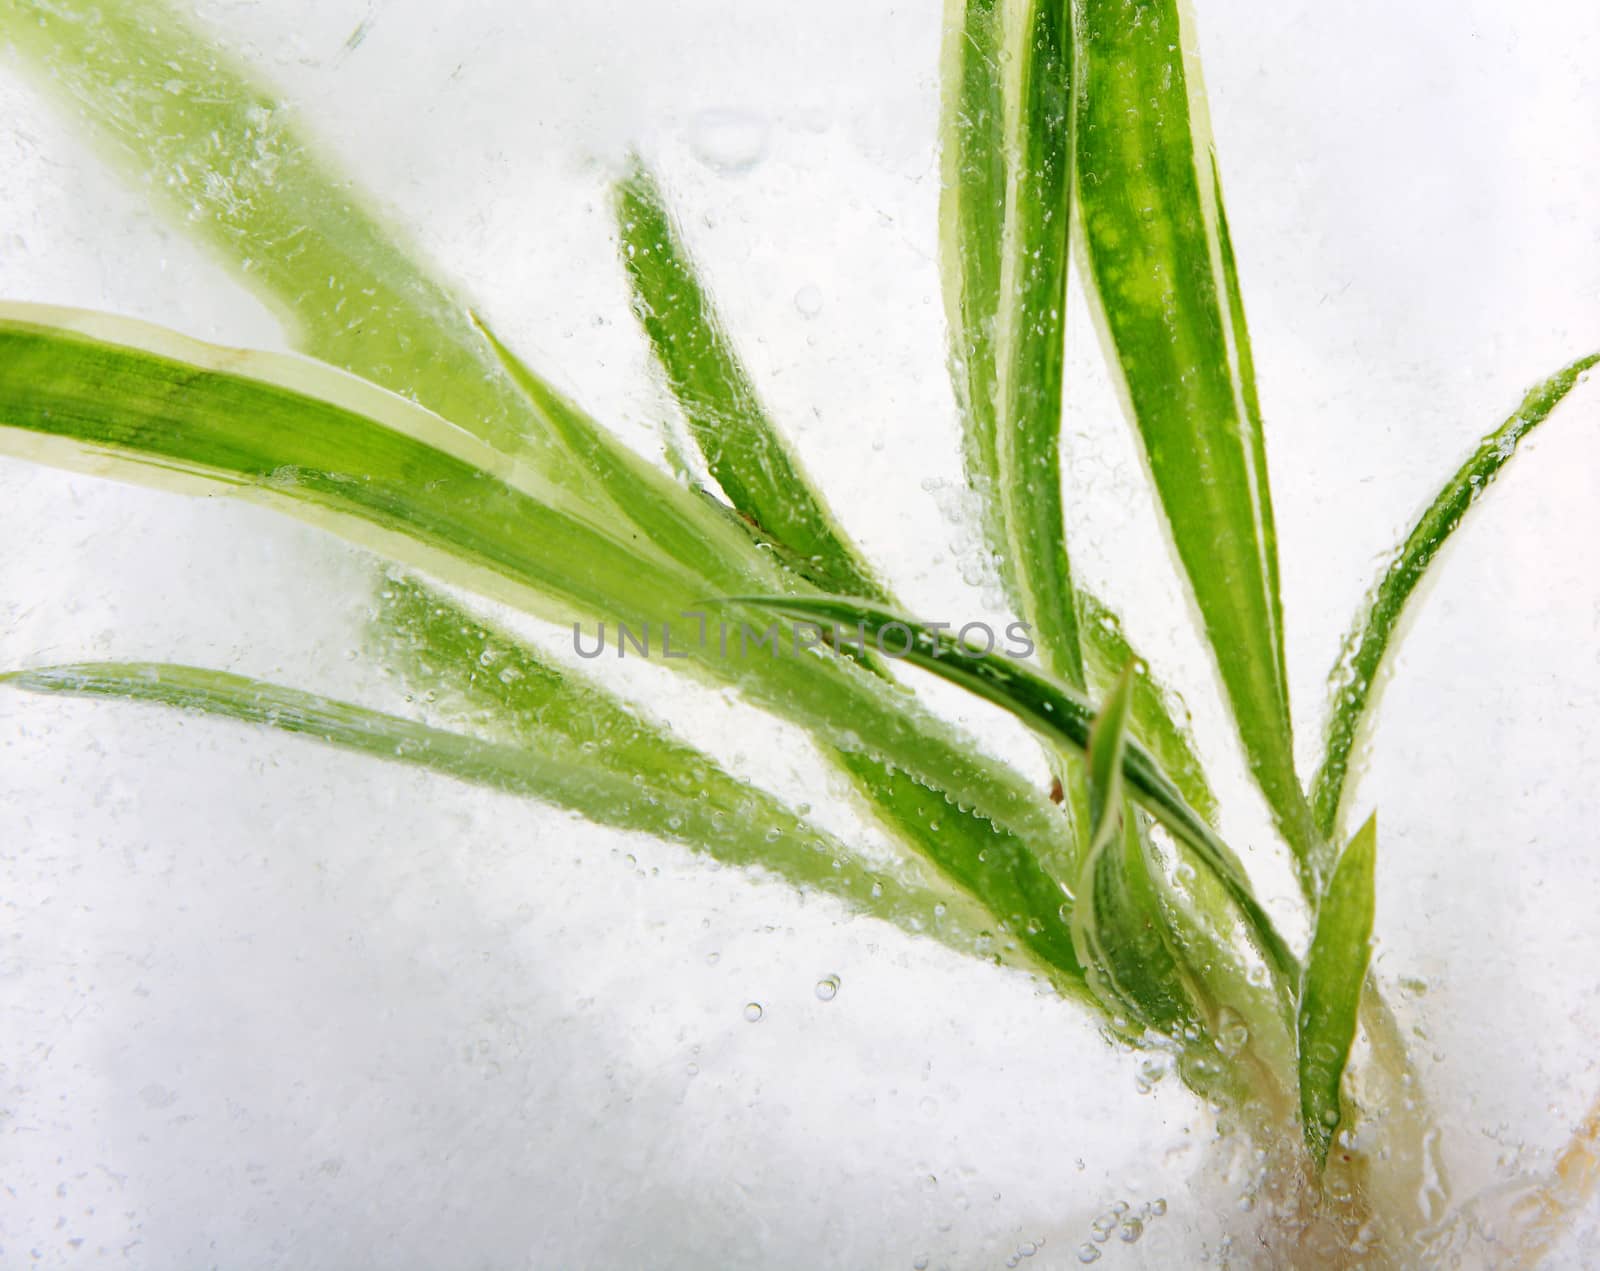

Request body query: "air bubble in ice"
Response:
[690, 108, 770, 174]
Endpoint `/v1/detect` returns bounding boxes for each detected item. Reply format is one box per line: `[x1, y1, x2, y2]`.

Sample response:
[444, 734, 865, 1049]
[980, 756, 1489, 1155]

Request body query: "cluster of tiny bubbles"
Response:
[1079, 1196, 1167, 1260]
[1135, 1050, 1174, 1094]
[814, 974, 840, 1001]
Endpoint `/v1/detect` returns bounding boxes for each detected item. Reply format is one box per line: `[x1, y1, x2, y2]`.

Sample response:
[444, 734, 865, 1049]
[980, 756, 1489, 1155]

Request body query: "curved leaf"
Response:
[1310, 352, 1599, 840]
[610, 173, 1088, 960]
[1074, 669, 1196, 1036]
[738, 594, 1298, 982]
[0, 308, 1069, 890]
[370, 575, 1088, 990]
[0, 306, 695, 621]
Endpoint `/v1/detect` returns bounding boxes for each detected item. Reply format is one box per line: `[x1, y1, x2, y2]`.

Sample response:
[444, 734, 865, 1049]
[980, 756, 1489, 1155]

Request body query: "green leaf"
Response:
[1146, 834, 1299, 1115]
[1310, 352, 1599, 841]
[835, 750, 1088, 995]
[373, 573, 743, 783]
[738, 594, 1298, 982]
[1077, 811, 1197, 1039]
[0, 660, 992, 957]
[614, 158, 884, 601]
[1076, 0, 1310, 869]
[2, 0, 564, 465]
[940, 0, 1085, 687]
[470, 313, 783, 598]
[1085, 664, 1136, 851]
[608, 177, 1092, 965]
[941, 0, 1007, 528]
[1073, 669, 1196, 1036]
[8, 0, 818, 656]
[1079, 589, 1216, 826]
[370, 574, 1088, 989]
[0, 308, 1069, 886]
[1298, 813, 1379, 1166]
[0, 305, 697, 623]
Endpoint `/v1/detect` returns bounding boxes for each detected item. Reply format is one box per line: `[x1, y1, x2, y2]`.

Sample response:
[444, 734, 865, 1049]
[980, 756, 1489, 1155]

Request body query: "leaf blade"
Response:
[1074, 670, 1197, 1036]
[1, 660, 990, 957]
[941, 0, 1086, 686]
[0, 309, 1069, 882]
[3, 0, 560, 462]
[1298, 813, 1379, 1166]
[614, 159, 884, 601]
[1079, 588, 1216, 826]
[369, 575, 1089, 990]
[740, 593, 1298, 981]
[1076, 0, 1307, 864]
[1310, 353, 1599, 840]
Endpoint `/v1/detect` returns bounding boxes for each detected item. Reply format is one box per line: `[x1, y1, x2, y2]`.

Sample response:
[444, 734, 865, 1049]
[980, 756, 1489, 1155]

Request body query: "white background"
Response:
[2, 1, 1598, 1265]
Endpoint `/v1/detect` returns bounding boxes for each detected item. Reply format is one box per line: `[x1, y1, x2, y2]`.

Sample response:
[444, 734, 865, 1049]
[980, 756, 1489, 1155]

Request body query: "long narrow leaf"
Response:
[8, 0, 801, 612]
[0, 308, 1073, 905]
[609, 171, 1089, 960]
[940, 0, 1007, 540]
[1079, 588, 1216, 825]
[3, 0, 559, 464]
[614, 159, 883, 601]
[0, 661, 997, 959]
[368, 575, 1088, 988]
[472, 314, 784, 598]
[1085, 665, 1136, 852]
[1310, 352, 1599, 840]
[1298, 813, 1379, 1166]
[940, 0, 1085, 687]
[1074, 669, 1196, 1035]
[739, 594, 1298, 981]
[0, 306, 694, 620]
[1076, 0, 1310, 869]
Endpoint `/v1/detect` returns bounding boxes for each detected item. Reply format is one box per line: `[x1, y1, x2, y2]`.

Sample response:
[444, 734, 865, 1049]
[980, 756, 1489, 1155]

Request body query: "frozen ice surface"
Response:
[2, 0, 1599, 1265]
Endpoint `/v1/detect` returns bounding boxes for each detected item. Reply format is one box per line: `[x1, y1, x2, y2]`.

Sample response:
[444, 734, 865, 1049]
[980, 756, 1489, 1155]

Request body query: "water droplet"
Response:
[815, 974, 840, 1001]
[1077, 1245, 1101, 1264]
[1214, 1007, 1249, 1057]
[686, 1062, 699, 1076]
[1119, 1218, 1143, 1243]
[1151, 1197, 1167, 1216]
[743, 1002, 763, 1022]
[913, 1258, 929, 1271]
[690, 108, 770, 174]
[794, 284, 824, 317]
